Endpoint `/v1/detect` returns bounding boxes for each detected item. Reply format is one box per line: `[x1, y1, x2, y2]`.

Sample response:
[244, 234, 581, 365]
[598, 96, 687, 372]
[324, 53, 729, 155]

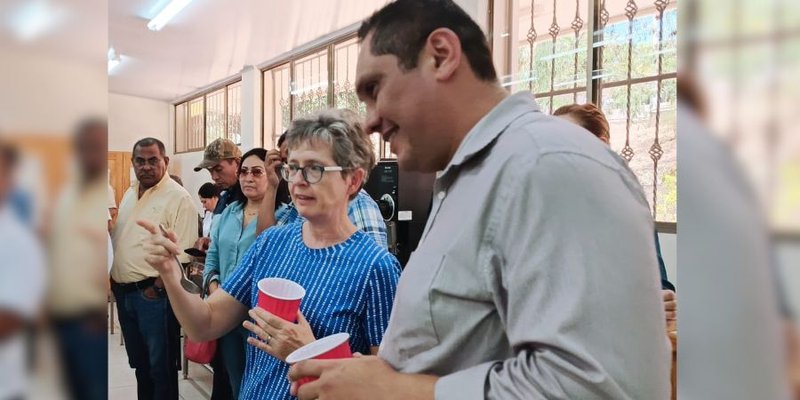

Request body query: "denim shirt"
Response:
[204, 200, 257, 285]
[274, 189, 388, 248]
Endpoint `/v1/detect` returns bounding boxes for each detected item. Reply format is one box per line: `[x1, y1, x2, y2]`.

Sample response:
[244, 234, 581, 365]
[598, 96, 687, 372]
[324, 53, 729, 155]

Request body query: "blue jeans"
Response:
[112, 283, 180, 400]
[218, 326, 248, 398]
[53, 313, 108, 400]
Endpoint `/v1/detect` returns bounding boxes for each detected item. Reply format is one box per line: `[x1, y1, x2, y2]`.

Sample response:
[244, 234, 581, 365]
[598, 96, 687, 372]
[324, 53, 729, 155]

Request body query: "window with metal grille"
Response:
[264, 63, 291, 148]
[174, 80, 242, 154]
[293, 50, 329, 119]
[227, 81, 242, 145]
[502, 0, 677, 223]
[257, 2, 676, 222]
[262, 36, 393, 159]
[688, 0, 799, 232]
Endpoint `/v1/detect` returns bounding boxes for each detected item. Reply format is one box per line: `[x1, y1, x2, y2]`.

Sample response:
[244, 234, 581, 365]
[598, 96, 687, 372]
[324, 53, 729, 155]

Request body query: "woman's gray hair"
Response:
[284, 109, 376, 191]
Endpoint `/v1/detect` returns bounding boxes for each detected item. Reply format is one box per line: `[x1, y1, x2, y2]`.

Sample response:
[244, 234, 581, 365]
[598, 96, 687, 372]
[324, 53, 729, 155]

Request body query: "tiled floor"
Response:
[108, 307, 215, 399]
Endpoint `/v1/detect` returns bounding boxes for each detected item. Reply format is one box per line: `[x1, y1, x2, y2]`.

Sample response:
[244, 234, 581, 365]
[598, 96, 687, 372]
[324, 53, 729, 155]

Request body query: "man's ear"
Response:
[423, 28, 462, 81]
[164, 156, 170, 167]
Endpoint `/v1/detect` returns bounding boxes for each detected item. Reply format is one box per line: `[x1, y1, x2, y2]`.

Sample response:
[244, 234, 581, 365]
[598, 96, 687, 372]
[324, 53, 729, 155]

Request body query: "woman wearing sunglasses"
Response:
[201, 147, 270, 398]
[138, 110, 400, 400]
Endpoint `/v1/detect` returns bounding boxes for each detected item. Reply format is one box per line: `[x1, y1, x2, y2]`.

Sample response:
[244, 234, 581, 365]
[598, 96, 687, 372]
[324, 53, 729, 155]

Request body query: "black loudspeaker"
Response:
[364, 161, 399, 255]
[364, 160, 435, 267]
[364, 161, 398, 222]
[395, 167, 435, 267]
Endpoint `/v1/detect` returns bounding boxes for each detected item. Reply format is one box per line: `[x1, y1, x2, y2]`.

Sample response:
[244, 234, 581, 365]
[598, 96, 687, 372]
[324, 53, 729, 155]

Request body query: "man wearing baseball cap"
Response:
[193, 137, 242, 399]
[194, 138, 241, 215]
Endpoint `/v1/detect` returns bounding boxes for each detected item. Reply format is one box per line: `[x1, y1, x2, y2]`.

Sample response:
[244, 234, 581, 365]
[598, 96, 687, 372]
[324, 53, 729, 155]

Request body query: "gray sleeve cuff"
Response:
[434, 361, 497, 400]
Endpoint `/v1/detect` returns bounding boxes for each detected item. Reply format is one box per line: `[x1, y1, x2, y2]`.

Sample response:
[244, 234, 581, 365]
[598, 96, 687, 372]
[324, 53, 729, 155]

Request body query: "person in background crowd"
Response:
[201, 148, 270, 398]
[48, 118, 110, 400]
[0, 140, 45, 400]
[111, 137, 198, 400]
[193, 139, 243, 400]
[195, 139, 242, 214]
[198, 182, 220, 238]
[170, 174, 183, 187]
[108, 182, 118, 231]
[273, 132, 292, 208]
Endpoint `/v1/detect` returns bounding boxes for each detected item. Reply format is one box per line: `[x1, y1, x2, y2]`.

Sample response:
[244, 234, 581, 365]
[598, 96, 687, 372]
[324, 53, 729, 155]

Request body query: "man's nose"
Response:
[365, 108, 381, 134]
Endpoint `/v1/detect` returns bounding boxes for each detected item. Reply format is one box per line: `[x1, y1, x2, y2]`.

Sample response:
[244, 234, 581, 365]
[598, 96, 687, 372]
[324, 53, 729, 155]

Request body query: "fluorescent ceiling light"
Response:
[147, 0, 194, 31]
[8, 0, 66, 42]
[108, 47, 122, 74]
[108, 58, 121, 74]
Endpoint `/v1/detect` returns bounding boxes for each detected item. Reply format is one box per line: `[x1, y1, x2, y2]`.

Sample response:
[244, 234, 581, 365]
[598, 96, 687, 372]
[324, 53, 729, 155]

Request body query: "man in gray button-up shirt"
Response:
[289, 1, 670, 399]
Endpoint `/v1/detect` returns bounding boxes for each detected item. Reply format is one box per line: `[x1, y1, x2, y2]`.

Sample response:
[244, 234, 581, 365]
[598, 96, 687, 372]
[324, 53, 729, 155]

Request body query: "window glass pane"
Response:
[292, 49, 329, 118]
[264, 64, 291, 148]
[188, 97, 205, 151]
[511, 0, 589, 104]
[333, 37, 392, 159]
[226, 82, 241, 144]
[333, 38, 364, 114]
[595, 0, 678, 222]
[205, 88, 225, 144]
[175, 102, 188, 153]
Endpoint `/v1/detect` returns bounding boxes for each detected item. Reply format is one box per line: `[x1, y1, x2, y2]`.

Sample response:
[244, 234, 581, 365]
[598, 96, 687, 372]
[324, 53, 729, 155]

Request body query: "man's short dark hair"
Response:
[276, 131, 288, 148]
[198, 182, 220, 198]
[357, 0, 497, 82]
[132, 137, 166, 156]
[73, 117, 107, 147]
[0, 141, 19, 170]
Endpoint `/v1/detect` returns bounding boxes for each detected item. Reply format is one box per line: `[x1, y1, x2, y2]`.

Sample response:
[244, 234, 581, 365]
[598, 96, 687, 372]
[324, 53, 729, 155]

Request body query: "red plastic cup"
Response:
[286, 333, 352, 388]
[256, 278, 305, 322]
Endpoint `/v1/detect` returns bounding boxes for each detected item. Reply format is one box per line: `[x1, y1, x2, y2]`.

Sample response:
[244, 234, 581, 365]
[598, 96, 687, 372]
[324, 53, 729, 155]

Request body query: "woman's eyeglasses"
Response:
[279, 164, 349, 184]
[238, 167, 265, 177]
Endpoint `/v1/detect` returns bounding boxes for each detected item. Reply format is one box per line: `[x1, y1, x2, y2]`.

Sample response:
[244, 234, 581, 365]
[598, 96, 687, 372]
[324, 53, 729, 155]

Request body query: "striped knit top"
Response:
[222, 221, 401, 400]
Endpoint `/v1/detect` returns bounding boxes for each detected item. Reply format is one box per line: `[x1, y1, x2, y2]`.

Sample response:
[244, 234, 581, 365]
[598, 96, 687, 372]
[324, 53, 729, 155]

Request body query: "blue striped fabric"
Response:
[222, 221, 401, 400]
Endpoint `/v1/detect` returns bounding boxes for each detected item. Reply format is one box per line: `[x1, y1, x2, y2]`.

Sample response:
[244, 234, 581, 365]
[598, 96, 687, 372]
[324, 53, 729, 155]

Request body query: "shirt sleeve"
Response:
[349, 192, 388, 249]
[435, 153, 670, 400]
[364, 252, 400, 346]
[654, 231, 675, 291]
[0, 225, 45, 319]
[203, 210, 222, 286]
[107, 184, 117, 209]
[169, 193, 200, 264]
[274, 203, 296, 226]
[221, 231, 268, 308]
[107, 232, 113, 273]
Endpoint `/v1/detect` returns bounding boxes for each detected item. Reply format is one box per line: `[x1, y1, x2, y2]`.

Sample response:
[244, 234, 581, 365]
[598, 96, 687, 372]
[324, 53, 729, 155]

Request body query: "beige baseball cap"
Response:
[194, 138, 242, 171]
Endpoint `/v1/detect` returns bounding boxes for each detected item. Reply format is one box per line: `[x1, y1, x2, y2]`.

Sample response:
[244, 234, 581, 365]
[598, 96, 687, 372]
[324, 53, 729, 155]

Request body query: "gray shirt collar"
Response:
[439, 91, 540, 178]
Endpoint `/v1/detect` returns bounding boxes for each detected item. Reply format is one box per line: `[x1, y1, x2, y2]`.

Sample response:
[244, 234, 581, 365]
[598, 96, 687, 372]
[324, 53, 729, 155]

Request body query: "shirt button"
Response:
[437, 191, 446, 200]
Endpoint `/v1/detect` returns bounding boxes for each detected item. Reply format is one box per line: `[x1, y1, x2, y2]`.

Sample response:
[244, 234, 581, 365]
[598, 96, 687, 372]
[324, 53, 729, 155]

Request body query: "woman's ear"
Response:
[348, 168, 366, 197]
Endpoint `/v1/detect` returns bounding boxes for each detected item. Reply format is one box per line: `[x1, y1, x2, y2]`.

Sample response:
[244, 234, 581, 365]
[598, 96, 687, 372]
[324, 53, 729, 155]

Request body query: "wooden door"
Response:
[8, 135, 70, 200]
[107, 151, 131, 207]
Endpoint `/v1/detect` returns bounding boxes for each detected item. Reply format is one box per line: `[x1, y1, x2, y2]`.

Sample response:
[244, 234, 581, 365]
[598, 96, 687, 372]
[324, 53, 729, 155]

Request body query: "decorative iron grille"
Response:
[507, 0, 677, 222]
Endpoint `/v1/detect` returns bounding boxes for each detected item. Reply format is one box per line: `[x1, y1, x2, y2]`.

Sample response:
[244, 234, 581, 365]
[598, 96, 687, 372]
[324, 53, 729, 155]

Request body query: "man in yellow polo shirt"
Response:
[111, 137, 197, 400]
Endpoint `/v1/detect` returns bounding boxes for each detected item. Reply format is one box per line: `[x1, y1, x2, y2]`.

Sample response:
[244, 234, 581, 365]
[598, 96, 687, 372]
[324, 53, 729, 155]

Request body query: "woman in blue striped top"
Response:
[138, 109, 400, 400]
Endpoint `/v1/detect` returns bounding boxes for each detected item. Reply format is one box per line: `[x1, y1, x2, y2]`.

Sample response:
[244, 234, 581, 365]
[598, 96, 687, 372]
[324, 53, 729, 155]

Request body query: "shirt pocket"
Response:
[428, 251, 494, 345]
[385, 248, 445, 359]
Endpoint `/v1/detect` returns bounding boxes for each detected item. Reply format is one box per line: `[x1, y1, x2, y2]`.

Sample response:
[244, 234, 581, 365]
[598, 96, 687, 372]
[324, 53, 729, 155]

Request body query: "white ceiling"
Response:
[0, 0, 107, 65]
[109, 0, 393, 102]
